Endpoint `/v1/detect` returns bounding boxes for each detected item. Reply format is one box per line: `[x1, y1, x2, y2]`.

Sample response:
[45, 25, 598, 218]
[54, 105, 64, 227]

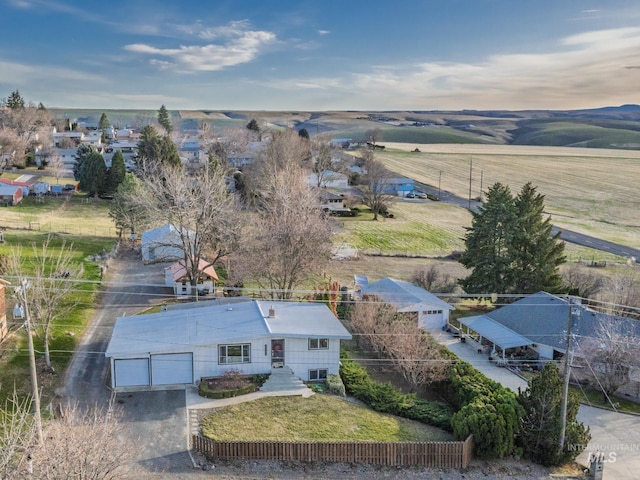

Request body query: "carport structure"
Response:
[456, 315, 534, 364]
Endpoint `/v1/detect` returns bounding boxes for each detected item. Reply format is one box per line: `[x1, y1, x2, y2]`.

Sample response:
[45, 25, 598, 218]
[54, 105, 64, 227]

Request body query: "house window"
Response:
[308, 338, 329, 350]
[309, 369, 328, 381]
[219, 344, 251, 364]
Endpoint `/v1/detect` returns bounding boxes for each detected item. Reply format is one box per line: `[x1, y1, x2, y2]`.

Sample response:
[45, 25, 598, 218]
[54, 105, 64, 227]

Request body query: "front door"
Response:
[271, 339, 285, 368]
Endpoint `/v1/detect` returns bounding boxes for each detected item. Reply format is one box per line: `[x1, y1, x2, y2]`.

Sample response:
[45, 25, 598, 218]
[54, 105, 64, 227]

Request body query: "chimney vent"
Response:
[268, 307, 275, 318]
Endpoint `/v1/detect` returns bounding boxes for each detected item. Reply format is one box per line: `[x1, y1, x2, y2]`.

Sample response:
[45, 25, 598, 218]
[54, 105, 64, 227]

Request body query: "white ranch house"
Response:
[105, 299, 351, 391]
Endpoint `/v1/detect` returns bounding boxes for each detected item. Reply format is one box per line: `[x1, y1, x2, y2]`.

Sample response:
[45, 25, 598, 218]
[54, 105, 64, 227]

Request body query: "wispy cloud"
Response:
[335, 26, 640, 109]
[317, 30, 330, 36]
[124, 21, 276, 72]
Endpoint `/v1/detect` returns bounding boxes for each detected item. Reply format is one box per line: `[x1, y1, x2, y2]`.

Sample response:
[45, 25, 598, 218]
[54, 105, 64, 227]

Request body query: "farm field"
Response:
[374, 143, 640, 249]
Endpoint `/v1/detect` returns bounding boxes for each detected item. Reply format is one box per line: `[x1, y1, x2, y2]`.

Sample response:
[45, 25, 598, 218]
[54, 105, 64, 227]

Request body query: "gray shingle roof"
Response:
[360, 277, 454, 311]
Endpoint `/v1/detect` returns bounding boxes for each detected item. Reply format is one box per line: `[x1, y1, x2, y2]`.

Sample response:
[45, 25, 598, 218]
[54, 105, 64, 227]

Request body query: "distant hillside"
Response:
[50, 105, 640, 150]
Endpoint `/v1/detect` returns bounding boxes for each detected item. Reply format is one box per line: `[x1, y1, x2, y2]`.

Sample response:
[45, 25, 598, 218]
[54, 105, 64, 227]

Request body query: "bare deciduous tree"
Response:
[578, 316, 640, 402]
[604, 270, 640, 317]
[412, 265, 460, 294]
[0, 105, 52, 167]
[240, 163, 332, 299]
[561, 263, 606, 299]
[138, 162, 241, 292]
[358, 149, 394, 221]
[9, 236, 83, 372]
[46, 155, 66, 185]
[27, 400, 136, 480]
[348, 300, 448, 392]
[385, 318, 449, 392]
[0, 389, 34, 478]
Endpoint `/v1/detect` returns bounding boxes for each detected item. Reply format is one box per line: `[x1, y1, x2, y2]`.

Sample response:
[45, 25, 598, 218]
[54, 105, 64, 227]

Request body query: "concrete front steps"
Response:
[259, 366, 313, 396]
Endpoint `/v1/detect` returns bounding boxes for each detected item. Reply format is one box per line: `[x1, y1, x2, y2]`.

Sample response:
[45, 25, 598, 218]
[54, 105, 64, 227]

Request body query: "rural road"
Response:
[415, 182, 640, 262]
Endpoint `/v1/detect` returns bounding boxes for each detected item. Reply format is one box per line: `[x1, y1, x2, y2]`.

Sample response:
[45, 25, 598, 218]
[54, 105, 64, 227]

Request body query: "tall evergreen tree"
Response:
[459, 183, 517, 294]
[73, 144, 95, 180]
[98, 112, 110, 131]
[511, 183, 565, 293]
[136, 125, 180, 168]
[5, 90, 25, 109]
[517, 362, 590, 466]
[157, 105, 172, 133]
[105, 150, 126, 194]
[246, 118, 260, 134]
[78, 151, 106, 196]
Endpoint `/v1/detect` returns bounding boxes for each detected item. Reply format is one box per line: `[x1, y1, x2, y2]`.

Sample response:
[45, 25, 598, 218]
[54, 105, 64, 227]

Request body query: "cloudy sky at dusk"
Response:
[1, 0, 639, 111]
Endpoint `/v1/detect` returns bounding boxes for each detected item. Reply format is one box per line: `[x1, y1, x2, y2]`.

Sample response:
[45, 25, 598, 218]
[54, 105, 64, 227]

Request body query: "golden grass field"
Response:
[375, 143, 640, 248]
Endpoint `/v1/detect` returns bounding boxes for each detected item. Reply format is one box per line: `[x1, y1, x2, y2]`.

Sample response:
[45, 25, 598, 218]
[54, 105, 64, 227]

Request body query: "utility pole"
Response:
[559, 296, 577, 451]
[16, 279, 44, 445]
[480, 170, 483, 202]
[438, 170, 442, 199]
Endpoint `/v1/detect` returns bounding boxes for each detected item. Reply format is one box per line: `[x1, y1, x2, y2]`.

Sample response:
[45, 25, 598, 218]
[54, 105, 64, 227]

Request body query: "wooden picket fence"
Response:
[192, 435, 473, 468]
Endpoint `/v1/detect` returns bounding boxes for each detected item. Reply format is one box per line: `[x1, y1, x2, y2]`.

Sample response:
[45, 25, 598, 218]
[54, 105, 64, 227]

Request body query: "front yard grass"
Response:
[201, 395, 454, 442]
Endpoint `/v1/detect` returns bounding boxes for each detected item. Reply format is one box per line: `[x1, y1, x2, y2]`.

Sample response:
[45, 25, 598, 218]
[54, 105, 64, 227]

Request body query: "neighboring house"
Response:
[457, 291, 640, 364]
[52, 129, 83, 147]
[141, 224, 192, 264]
[330, 138, 352, 148]
[307, 170, 349, 189]
[0, 185, 23, 206]
[227, 141, 266, 168]
[317, 189, 350, 214]
[104, 299, 352, 391]
[357, 276, 454, 330]
[0, 178, 31, 197]
[381, 177, 415, 197]
[164, 258, 219, 296]
[35, 148, 79, 169]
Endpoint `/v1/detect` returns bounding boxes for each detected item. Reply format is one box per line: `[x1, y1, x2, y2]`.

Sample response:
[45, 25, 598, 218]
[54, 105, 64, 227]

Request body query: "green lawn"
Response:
[0, 232, 115, 402]
[202, 395, 454, 442]
[569, 385, 640, 415]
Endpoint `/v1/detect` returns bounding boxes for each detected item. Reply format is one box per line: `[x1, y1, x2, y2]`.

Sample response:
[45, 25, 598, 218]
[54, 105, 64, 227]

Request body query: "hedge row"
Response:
[446, 360, 523, 459]
[339, 357, 453, 431]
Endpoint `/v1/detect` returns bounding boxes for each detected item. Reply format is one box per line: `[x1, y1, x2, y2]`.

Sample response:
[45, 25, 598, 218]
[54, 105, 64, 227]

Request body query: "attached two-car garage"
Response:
[112, 353, 193, 389]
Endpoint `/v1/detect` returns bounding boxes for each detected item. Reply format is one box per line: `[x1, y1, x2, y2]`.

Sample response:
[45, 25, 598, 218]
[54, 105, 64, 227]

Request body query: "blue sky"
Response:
[1, 0, 639, 111]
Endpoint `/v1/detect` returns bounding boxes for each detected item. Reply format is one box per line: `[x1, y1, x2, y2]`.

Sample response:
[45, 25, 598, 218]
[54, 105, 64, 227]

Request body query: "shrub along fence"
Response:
[192, 435, 474, 468]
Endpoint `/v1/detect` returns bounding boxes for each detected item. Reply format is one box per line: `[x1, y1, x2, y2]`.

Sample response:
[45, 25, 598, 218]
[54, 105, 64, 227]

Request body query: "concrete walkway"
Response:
[435, 329, 640, 480]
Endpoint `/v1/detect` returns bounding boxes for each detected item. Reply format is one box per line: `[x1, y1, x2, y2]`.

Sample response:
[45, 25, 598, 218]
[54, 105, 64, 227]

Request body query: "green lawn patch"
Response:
[201, 395, 454, 442]
[569, 385, 640, 414]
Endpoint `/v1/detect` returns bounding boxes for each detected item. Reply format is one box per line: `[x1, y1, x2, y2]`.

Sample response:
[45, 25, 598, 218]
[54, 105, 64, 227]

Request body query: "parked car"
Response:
[415, 192, 428, 199]
[405, 193, 416, 198]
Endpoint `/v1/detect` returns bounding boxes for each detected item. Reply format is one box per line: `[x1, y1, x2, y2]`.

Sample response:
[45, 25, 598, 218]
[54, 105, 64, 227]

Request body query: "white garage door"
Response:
[114, 358, 150, 387]
[151, 353, 193, 385]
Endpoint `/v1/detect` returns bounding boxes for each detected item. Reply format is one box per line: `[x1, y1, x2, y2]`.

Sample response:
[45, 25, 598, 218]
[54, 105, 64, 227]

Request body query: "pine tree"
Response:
[105, 150, 126, 194]
[459, 183, 517, 294]
[246, 118, 260, 134]
[511, 183, 565, 293]
[98, 112, 110, 131]
[109, 173, 149, 237]
[157, 105, 172, 134]
[78, 151, 106, 196]
[517, 362, 590, 466]
[6, 90, 25, 109]
[73, 144, 95, 180]
[136, 125, 180, 168]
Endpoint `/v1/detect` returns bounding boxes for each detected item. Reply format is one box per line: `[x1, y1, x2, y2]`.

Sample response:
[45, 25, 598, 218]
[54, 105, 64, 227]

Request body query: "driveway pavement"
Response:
[436, 330, 640, 480]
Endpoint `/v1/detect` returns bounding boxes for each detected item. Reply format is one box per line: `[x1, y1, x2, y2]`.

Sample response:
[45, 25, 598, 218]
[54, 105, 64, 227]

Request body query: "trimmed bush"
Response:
[447, 360, 523, 459]
[327, 373, 346, 397]
[198, 382, 257, 399]
[340, 357, 453, 431]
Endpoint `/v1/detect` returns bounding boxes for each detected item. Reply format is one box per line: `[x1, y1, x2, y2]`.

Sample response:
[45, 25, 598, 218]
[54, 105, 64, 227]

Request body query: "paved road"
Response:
[414, 182, 640, 262]
[438, 331, 640, 480]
